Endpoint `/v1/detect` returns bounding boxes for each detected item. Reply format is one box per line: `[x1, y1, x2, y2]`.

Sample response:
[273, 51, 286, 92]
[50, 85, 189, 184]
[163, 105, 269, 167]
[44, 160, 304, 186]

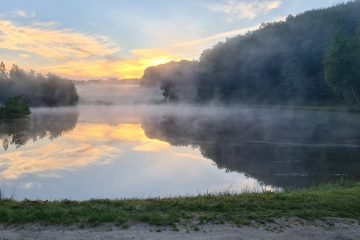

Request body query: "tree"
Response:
[9, 64, 26, 81]
[324, 32, 360, 104]
[0, 62, 7, 79]
[0, 96, 31, 119]
[0, 62, 79, 107]
[141, 1, 360, 106]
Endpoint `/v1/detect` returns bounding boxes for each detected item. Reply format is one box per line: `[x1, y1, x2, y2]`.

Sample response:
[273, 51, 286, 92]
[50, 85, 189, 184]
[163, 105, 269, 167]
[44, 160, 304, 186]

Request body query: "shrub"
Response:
[0, 96, 31, 119]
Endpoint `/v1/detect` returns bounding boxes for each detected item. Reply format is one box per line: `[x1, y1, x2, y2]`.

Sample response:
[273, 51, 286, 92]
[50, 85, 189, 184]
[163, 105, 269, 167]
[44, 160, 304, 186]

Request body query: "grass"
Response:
[0, 181, 359, 227]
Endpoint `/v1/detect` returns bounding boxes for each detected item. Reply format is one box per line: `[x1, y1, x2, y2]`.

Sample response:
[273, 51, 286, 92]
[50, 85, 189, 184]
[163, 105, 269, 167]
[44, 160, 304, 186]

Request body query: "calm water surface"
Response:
[0, 105, 359, 200]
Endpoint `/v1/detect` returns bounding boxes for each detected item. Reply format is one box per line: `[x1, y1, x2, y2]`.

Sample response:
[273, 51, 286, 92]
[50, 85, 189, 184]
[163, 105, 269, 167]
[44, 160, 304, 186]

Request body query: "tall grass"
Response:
[0, 181, 359, 226]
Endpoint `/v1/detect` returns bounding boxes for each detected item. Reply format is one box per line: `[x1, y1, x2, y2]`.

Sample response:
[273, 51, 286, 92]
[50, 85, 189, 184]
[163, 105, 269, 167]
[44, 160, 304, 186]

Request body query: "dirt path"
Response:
[0, 218, 359, 240]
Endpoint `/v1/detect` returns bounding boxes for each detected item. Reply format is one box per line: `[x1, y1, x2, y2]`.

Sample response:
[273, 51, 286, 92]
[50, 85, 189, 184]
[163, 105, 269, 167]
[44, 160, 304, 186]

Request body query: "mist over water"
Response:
[76, 83, 163, 105]
[0, 84, 359, 200]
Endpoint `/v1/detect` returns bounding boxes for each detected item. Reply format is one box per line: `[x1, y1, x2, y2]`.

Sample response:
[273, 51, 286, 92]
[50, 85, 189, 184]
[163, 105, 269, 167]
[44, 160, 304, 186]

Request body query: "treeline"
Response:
[0, 63, 79, 107]
[141, 1, 360, 106]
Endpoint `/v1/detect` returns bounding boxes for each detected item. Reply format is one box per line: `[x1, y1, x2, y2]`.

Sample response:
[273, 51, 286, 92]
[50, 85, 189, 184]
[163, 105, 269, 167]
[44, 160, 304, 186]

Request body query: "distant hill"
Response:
[141, 1, 360, 106]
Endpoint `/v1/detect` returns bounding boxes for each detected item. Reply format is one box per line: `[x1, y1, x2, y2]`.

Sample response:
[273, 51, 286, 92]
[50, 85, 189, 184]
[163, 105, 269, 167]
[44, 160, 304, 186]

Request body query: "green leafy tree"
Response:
[0, 96, 31, 119]
[324, 32, 360, 104]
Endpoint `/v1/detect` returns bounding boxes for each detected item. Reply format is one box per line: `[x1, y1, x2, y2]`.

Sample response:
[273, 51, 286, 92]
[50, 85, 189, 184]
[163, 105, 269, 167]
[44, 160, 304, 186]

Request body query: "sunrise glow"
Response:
[0, 0, 341, 80]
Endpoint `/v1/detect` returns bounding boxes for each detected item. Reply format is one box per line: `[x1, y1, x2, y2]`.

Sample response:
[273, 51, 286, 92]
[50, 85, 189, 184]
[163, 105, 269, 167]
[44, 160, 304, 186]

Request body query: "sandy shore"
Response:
[0, 218, 359, 240]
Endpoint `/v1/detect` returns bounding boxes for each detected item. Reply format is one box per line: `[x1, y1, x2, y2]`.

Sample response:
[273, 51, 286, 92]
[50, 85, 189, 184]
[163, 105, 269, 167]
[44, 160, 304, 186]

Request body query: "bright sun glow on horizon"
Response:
[0, 0, 345, 80]
[0, 20, 187, 80]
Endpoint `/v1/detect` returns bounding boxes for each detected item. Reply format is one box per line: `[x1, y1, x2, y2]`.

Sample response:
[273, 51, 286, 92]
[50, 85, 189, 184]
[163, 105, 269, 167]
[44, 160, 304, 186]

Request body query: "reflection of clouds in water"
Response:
[6, 105, 322, 199]
[108, 145, 275, 198]
[2, 104, 360, 195]
[20, 182, 42, 189]
[0, 117, 276, 200]
[133, 140, 170, 152]
[66, 123, 150, 143]
[0, 123, 181, 181]
[0, 140, 119, 180]
[172, 152, 208, 161]
[132, 145, 278, 195]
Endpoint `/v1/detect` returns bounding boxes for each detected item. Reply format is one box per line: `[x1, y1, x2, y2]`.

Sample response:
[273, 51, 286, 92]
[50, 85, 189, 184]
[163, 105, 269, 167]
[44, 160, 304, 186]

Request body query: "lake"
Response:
[0, 104, 360, 200]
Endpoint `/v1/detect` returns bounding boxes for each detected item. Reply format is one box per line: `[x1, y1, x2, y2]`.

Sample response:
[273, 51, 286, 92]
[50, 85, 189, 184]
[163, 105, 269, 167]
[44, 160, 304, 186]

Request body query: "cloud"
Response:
[172, 25, 260, 48]
[169, 24, 260, 59]
[0, 20, 186, 79]
[0, 21, 119, 61]
[19, 53, 31, 58]
[0, 12, 282, 80]
[12, 10, 36, 18]
[32, 21, 60, 28]
[40, 48, 184, 79]
[208, 0, 282, 21]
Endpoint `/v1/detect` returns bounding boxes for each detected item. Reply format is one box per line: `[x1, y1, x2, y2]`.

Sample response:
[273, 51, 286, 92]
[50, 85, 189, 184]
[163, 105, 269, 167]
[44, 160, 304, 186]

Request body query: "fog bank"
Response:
[75, 82, 163, 105]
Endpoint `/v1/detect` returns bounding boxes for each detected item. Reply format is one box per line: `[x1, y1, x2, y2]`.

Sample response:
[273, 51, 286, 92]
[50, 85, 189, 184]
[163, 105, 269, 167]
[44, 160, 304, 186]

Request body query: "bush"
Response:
[0, 96, 31, 119]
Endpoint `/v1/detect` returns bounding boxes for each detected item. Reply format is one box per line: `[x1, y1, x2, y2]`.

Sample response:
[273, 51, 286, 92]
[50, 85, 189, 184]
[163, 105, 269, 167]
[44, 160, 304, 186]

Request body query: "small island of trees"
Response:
[0, 63, 79, 107]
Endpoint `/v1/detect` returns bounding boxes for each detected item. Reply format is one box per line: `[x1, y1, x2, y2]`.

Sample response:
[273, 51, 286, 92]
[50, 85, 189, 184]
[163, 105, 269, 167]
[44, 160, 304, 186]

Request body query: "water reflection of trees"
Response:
[0, 110, 78, 150]
[142, 109, 360, 188]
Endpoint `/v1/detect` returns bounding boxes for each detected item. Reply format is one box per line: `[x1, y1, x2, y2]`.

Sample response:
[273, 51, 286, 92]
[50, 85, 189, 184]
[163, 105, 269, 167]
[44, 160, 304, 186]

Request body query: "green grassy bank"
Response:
[0, 182, 359, 227]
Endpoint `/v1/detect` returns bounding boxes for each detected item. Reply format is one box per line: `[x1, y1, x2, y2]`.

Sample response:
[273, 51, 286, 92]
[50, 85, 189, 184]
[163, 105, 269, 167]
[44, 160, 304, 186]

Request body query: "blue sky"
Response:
[0, 0, 345, 79]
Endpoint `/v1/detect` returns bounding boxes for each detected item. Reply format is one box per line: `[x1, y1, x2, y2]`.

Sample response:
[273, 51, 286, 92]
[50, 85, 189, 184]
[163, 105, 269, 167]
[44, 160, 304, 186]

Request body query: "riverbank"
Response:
[0, 182, 359, 227]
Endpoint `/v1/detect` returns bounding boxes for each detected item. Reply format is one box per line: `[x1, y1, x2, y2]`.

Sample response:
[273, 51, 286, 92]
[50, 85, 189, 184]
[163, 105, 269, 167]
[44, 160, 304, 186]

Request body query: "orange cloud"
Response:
[0, 19, 264, 79]
[0, 21, 119, 61]
[41, 48, 185, 79]
[0, 21, 186, 79]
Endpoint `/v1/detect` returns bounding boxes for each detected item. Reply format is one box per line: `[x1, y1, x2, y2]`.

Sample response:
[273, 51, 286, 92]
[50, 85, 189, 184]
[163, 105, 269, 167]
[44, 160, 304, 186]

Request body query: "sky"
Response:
[0, 0, 345, 80]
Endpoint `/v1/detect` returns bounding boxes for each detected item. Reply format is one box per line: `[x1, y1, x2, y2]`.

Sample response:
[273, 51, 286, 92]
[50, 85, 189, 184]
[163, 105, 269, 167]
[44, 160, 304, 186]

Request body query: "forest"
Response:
[141, 1, 360, 106]
[0, 63, 79, 107]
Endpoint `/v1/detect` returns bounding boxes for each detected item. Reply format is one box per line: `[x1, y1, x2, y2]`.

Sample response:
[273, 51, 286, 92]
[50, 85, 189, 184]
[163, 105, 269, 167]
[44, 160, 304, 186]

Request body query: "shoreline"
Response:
[0, 182, 359, 227]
